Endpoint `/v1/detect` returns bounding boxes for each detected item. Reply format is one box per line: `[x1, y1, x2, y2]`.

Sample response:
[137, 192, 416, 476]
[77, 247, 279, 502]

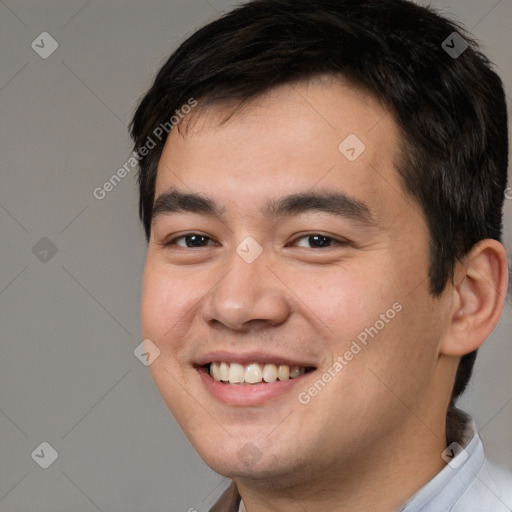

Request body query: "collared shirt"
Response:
[209, 408, 512, 511]
[397, 408, 512, 511]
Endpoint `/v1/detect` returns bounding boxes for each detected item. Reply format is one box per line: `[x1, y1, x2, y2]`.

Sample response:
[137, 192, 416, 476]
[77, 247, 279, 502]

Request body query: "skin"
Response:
[140, 76, 508, 511]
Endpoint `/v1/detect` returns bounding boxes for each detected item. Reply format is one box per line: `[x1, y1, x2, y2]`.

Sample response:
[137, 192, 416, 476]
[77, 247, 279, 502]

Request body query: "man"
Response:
[130, 0, 512, 510]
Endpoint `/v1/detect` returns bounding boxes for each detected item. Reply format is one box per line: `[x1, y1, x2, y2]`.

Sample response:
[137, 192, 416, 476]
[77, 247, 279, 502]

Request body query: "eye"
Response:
[290, 234, 348, 249]
[165, 233, 218, 248]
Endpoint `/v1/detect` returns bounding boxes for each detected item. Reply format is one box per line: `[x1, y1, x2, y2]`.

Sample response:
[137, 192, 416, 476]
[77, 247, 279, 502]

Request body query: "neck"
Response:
[235, 415, 447, 512]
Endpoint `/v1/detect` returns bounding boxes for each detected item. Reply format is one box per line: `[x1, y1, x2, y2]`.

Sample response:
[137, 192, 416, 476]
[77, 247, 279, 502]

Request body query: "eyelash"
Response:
[163, 233, 349, 249]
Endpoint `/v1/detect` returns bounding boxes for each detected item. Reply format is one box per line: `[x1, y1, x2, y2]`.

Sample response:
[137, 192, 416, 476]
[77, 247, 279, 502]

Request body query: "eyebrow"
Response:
[151, 187, 377, 227]
[152, 188, 227, 222]
[262, 190, 376, 226]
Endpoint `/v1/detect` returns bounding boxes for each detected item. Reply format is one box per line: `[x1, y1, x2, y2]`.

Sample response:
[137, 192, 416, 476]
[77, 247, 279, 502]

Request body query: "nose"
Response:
[200, 248, 292, 332]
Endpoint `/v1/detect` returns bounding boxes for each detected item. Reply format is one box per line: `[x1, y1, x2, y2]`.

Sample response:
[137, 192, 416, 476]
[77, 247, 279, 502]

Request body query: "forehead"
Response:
[154, 78, 411, 224]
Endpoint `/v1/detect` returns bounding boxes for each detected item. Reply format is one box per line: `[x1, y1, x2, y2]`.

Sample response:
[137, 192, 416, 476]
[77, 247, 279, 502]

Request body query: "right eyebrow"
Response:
[151, 188, 226, 225]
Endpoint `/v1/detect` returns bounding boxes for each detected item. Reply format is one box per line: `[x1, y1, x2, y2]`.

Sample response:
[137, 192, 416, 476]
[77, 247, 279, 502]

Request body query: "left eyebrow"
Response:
[261, 190, 377, 226]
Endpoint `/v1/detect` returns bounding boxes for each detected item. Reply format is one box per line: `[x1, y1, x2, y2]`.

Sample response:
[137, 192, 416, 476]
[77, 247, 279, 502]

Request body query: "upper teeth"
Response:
[210, 362, 306, 384]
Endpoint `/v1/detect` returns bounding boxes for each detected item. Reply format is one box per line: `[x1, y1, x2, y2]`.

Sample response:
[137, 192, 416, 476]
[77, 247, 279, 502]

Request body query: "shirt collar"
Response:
[400, 407, 484, 511]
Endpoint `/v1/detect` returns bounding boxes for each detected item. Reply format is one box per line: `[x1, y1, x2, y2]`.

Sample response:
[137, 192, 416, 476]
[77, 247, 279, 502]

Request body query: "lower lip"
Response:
[197, 368, 312, 406]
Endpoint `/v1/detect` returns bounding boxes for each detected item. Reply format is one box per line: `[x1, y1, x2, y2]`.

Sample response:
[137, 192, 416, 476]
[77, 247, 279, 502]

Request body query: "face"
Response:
[141, 77, 452, 488]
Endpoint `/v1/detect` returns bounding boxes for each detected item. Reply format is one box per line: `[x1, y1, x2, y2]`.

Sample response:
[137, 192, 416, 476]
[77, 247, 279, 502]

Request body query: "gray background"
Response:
[0, 1, 510, 511]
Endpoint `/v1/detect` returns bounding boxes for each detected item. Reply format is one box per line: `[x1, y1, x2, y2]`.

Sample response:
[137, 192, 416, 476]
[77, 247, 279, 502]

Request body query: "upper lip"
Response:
[194, 351, 317, 368]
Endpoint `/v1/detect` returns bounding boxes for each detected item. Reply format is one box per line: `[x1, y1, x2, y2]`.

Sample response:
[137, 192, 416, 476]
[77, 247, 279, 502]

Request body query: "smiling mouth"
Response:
[202, 362, 316, 385]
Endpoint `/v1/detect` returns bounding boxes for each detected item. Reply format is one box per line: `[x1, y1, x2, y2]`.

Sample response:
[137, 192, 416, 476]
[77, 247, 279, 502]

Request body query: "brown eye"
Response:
[166, 234, 216, 248]
[292, 234, 347, 248]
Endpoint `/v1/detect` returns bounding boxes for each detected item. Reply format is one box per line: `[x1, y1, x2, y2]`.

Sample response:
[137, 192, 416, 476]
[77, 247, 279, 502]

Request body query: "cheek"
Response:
[286, 264, 390, 347]
[140, 268, 172, 340]
[140, 261, 198, 346]
[359, 294, 443, 408]
[140, 265, 197, 420]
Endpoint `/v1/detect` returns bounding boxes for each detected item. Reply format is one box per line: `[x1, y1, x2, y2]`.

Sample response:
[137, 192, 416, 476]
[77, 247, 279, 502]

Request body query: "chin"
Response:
[195, 439, 303, 484]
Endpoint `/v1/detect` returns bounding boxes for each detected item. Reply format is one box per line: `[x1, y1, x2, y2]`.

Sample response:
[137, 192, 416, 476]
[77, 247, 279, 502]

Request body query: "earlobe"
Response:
[441, 239, 509, 357]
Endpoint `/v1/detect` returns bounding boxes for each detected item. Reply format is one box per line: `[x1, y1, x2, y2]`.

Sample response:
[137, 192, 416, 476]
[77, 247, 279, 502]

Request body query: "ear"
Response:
[440, 239, 509, 356]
